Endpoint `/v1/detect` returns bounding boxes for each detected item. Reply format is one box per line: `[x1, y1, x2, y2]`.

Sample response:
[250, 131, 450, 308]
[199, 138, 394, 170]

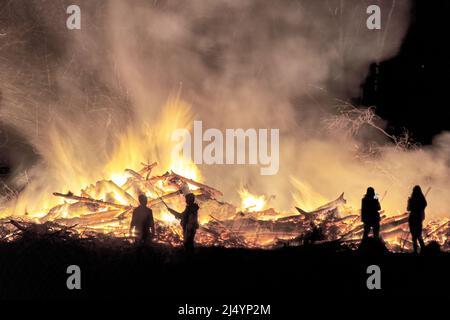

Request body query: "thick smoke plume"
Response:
[0, 0, 449, 219]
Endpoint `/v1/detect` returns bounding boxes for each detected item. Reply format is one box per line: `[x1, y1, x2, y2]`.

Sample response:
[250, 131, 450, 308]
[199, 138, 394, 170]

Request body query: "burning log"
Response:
[380, 227, 409, 240]
[170, 171, 223, 198]
[275, 192, 347, 223]
[313, 192, 346, 212]
[40, 203, 70, 222]
[425, 220, 450, 238]
[379, 212, 409, 224]
[138, 161, 158, 177]
[124, 169, 144, 180]
[147, 190, 183, 207]
[54, 188, 180, 208]
[120, 169, 144, 192]
[89, 180, 138, 206]
[54, 209, 122, 225]
[120, 162, 158, 190]
[8, 219, 78, 238]
[8, 219, 27, 231]
[53, 192, 133, 210]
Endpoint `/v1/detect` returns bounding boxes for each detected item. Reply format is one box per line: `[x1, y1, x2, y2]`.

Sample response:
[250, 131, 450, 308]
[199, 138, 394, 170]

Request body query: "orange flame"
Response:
[238, 187, 267, 212]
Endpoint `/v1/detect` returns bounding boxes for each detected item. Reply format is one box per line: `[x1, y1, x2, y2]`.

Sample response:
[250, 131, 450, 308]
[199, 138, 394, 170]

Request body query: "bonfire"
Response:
[1, 161, 449, 252]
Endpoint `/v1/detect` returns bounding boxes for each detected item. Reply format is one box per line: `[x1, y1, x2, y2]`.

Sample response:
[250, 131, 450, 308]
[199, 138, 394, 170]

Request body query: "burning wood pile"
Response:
[1, 162, 449, 252]
[214, 194, 450, 251]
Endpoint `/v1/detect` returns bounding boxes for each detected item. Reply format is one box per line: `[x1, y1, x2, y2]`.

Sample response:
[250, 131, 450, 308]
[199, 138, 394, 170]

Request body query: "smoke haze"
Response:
[1, 0, 449, 219]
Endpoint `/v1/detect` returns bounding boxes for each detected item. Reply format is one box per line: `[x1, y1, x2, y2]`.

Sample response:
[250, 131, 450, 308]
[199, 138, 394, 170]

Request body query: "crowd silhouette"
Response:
[129, 185, 429, 254]
[130, 193, 200, 251]
[361, 185, 428, 253]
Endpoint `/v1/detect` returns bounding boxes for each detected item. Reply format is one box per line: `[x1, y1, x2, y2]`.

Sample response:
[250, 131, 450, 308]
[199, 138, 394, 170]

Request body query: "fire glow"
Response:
[0, 99, 449, 252]
[1, 155, 449, 252]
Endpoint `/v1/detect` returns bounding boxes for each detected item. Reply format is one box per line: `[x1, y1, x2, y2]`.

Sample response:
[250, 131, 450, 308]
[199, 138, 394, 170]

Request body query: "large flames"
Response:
[3, 154, 450, 251]
[0, 98, 449, 252]
[1, 156, 449, 252]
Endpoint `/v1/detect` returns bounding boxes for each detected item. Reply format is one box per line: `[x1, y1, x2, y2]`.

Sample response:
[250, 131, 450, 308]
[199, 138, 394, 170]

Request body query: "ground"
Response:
[1, 237, 449, 302]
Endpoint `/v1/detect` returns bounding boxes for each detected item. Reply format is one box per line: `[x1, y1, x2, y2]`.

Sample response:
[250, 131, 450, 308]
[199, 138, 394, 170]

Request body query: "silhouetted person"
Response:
[179, 193, 199, 251]
[407, 185, 427, 253]
[361, 187, 381, 240]
[130, 194, 155, 245]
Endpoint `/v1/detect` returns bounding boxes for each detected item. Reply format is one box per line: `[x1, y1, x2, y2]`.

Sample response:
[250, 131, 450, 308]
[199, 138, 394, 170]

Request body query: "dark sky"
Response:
[0, 0, 447, 175]
[361, 0, 450, 145]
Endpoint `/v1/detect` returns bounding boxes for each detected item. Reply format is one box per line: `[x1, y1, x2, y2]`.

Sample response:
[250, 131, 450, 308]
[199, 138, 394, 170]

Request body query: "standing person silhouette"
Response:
[130, 194, 155, 245]
[165, 193, 200, 251]
[361, 187, 381, 240]
[407, 185, 427, 253]
[180, 193, 199, 251]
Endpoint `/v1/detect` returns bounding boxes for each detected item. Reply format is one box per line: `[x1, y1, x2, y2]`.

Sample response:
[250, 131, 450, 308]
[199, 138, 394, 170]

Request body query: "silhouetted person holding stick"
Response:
[165, 193, 199, 251]
[181, 193, 199, 250]
[130, 194, 155, 245]
[407, 185, 427, 253]
[361, 187, 381, 240]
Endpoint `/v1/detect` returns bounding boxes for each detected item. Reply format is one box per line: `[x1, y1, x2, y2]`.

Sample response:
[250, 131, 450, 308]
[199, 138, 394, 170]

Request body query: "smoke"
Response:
[0, 0, 448, 219]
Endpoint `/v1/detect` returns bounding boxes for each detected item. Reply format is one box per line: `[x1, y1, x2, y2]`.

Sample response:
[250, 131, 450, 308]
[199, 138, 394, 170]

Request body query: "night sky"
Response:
[0, 0, 447, 175]
[361, 0, 450, 145]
